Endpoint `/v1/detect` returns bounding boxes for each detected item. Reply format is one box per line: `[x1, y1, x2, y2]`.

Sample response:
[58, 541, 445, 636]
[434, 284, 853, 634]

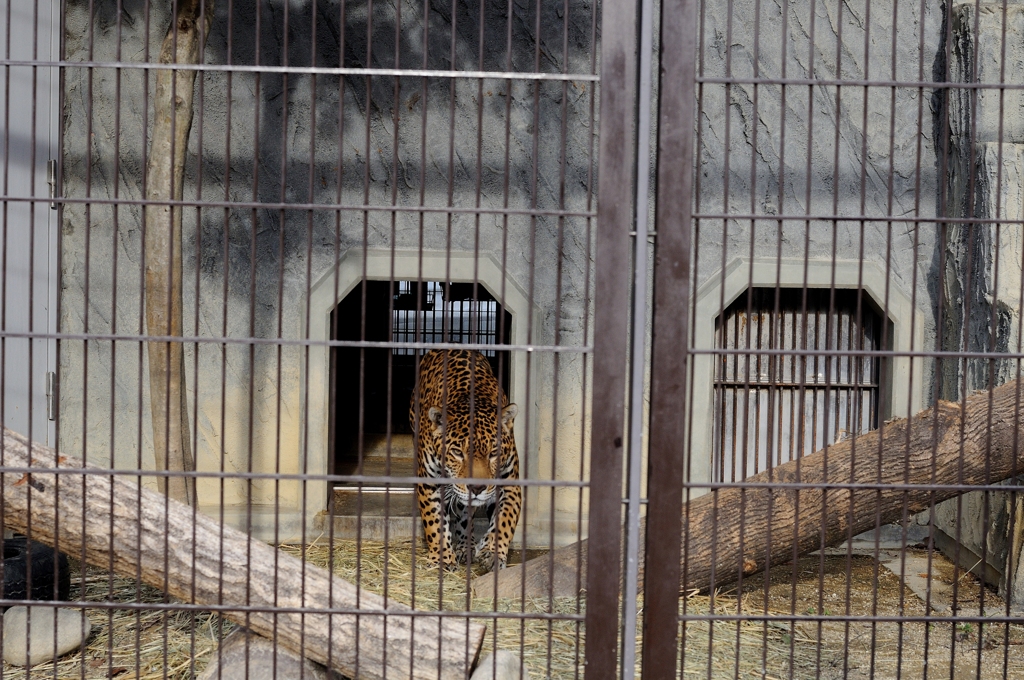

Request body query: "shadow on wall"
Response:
[63, 0, 598, 340]
[58, 0, 598, 489]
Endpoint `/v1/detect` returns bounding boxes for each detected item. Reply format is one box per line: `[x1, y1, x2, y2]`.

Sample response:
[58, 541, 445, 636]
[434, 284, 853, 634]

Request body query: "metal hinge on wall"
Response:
[47, 159, 57, 209]
[46, 371, 56, 421]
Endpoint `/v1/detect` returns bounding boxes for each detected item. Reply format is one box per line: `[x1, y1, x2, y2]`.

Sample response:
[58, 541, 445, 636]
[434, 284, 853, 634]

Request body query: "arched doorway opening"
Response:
[328, 280, 512, 535]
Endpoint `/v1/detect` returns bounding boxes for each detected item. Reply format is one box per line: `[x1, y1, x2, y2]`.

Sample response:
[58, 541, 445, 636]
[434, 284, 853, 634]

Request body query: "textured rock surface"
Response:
[692, 0, 942, 301]
[1, 606, 92, 667]
[943, 5, 1024, 396]
[198, 628, 342, 680]
[470, 651, 526, 680]
[60, 0, 597, 545]
[938, 1, 1024, 612]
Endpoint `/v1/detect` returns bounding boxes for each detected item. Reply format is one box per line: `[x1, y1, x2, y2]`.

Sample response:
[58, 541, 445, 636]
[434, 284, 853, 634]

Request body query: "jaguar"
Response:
[410, 349, 521, 570]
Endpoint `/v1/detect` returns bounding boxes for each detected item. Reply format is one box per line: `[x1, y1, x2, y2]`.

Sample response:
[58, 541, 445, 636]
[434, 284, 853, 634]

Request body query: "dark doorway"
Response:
[329, 280, 513, 481]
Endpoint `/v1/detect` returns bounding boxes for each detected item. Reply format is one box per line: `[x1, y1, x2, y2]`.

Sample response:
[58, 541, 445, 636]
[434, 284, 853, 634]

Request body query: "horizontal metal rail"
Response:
[0, 193, 598, 218]
[0, 58, 600, 81]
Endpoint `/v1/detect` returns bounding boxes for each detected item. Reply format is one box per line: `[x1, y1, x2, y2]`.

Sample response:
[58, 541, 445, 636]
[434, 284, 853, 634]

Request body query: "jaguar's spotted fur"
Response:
[410, 349, 521, 570]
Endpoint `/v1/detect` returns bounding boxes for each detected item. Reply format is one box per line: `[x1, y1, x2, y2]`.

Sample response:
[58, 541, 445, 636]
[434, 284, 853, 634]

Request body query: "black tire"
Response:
[1, 537, 70, 605]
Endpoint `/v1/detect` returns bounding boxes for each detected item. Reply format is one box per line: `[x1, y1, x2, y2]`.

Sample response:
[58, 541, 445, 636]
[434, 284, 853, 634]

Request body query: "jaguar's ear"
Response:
[501, 403, 518, 432]
[428, 407, 445, 436]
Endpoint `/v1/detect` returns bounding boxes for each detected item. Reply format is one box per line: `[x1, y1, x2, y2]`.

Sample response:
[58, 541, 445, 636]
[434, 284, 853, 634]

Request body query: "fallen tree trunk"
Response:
[144, 0, 213, 506]
[0, 430, 484, 679]
[475, 380, 1024, 600]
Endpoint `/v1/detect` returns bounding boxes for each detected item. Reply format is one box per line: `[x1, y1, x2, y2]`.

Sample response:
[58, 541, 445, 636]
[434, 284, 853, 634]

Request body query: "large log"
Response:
[475, 380, 1024, 600]
[0, 430, 484, 679]
[144, 0, 213, 506]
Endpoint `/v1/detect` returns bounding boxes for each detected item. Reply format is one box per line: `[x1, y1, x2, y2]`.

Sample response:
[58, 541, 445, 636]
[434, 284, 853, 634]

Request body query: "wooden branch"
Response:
[475, 379, 1024, 600]
[0, 429, 484, 679]
[144, 0, 214, 506]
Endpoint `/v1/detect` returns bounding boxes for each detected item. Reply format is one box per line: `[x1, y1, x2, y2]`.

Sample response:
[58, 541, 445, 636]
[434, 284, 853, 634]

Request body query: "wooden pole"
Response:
[474, 379, 1024, 599]
[144, 0, 213, 506]
[0, 429, 484, 679]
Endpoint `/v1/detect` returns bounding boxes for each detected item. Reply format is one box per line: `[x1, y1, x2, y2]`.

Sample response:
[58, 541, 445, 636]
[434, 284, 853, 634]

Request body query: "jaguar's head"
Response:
[427, 400, 517, 507]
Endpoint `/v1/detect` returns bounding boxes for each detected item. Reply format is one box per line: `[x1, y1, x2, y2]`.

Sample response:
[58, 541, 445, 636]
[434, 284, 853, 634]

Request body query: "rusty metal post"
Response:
[584, 0, 639, 675]
[641, 0, 698, 674]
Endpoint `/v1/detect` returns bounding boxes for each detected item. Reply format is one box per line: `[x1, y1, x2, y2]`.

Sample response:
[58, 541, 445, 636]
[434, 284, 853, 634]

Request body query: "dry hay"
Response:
[1, 568, 229, 680]
[667, 594, 823, 679]
[0, 537, 811, 679]
[733, 550, 1024, 680]
[283, 537, 816, 679]
[4, 538, 1017, 679]
[281, 537, 588, 678]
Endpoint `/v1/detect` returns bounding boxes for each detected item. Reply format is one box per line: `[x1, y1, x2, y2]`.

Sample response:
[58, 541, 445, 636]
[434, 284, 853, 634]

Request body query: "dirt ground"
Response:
[2, 542, 1021, 679]
[716, 550, 1024, 680]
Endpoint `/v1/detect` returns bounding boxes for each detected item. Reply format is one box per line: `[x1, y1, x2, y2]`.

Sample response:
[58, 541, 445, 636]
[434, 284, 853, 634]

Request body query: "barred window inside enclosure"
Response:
[391, 281, 505, 357]
[713, 288, 882, 481]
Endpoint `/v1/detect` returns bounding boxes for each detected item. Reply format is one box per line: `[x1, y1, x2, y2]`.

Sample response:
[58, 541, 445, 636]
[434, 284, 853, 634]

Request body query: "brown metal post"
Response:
[584, 0, 638, 675]
[642, 0, 698, 673]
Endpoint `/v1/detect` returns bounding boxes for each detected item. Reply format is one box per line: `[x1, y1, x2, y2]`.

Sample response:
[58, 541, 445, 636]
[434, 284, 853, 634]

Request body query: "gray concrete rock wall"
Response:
[60, 0, 598, 543]
[943, 3, 1024, 397]
[693, 0, 943, 301]
[684, 0, 944, 473]
[59, 0, 970, 558]
[937, 2, 1024, 611]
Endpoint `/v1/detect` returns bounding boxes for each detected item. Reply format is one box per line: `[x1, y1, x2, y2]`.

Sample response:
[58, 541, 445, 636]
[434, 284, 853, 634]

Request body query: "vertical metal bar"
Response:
[576, 1, 601, 670]
[640, 0, 697, 673]
[584, 0, 638, 674]
[55, 0, 67, 446]
[621, 0, 656, 667]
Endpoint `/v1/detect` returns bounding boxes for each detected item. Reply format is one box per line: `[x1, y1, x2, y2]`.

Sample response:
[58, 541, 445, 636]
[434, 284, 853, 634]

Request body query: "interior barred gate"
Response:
[3, 0, 1024, 679]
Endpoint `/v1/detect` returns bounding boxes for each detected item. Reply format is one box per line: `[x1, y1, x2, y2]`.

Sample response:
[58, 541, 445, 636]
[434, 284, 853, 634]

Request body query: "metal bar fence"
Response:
[3, 0, 1024, 679]
[1, 0, 612, 678]
[642, 0, 1024, 677]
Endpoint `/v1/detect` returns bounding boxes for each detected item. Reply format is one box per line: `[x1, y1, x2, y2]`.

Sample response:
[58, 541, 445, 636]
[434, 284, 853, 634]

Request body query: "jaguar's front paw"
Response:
[424, 543, 459, 570]
[474, 547, 492, 565]
[473, 538, 504, 571]
[453, 544, 473, 566]
[474, 534, 494, 556]
[440, 548, 460, 569]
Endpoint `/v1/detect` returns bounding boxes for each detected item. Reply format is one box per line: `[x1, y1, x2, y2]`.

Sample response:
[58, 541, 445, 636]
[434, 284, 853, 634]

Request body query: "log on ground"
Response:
[0, 430, 484, 680]
[474, 380, 1024, 600]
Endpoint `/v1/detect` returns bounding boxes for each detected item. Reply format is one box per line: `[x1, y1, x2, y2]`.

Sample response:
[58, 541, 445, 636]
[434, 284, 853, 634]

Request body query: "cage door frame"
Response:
[302, 248, 537, 524]
[1, 0, 61, 447]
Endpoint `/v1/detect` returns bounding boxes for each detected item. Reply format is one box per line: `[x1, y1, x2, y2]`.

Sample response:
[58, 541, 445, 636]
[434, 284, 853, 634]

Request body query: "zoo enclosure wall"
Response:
[57, 0, 598, 547]
[5, 0, 608, 677]
[3, 0, 1024, 678]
